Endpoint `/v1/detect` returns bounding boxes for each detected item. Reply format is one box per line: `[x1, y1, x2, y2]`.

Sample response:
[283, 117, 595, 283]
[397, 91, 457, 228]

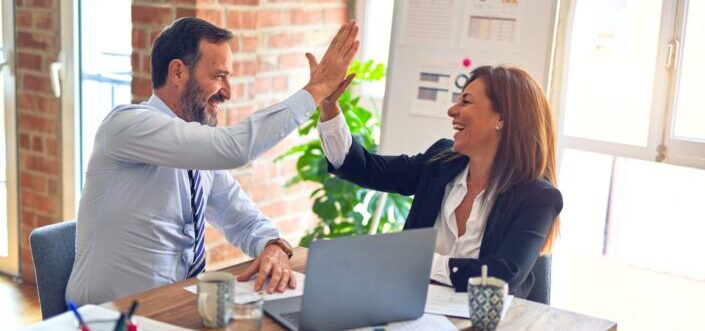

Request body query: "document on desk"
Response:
[425, 284, 513, 319]
[183, 271, 305, 304]
[20, 304, 195, 331]
[347, 313, 456, 331]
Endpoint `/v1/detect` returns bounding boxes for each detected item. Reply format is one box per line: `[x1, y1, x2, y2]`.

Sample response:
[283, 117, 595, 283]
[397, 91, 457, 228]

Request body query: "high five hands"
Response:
[303, 20, 359, 107]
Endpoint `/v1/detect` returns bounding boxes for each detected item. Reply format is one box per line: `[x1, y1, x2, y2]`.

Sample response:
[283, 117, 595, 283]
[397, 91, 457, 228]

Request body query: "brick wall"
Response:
[15, 0, 64, 283]
[132, 0, 350, 270]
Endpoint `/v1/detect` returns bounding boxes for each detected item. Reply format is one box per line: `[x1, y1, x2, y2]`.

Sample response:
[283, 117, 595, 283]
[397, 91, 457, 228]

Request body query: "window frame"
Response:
[553, 0, 704, 170]
[0, 0, 19, 276]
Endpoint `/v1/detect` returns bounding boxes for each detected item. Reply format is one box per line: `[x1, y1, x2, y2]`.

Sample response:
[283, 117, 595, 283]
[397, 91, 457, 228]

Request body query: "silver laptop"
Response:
[264, 228, 437, 331]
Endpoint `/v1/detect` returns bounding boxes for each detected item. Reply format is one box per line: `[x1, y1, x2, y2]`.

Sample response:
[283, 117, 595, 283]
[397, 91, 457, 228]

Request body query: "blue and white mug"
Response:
[467, 275, 509, 331]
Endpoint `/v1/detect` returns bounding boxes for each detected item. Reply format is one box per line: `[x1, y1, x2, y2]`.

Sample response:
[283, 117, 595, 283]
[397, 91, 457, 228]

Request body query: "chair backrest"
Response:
[527, 255, 552, 305]
[29, 220, 76, 319]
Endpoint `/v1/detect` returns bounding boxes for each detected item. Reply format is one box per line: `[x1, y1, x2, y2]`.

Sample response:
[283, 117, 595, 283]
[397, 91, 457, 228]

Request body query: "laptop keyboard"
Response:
[281, 311, 301, 326]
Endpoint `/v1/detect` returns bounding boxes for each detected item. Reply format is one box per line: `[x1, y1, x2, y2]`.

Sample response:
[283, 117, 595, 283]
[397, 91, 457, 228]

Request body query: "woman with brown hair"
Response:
[315, 65, 562, 300]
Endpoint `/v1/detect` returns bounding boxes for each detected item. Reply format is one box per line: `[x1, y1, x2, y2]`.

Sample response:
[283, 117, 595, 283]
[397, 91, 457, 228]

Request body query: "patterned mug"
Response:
[197, 272, 235, 328]
[467, 275, 509, 331]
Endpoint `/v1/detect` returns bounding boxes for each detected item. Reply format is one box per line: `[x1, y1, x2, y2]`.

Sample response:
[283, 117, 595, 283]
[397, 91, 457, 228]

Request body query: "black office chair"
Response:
[526, 255, 551, 305]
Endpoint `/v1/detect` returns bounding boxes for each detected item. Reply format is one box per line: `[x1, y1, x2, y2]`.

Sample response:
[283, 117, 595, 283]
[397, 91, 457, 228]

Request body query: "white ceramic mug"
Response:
[197, 272, 235, 328]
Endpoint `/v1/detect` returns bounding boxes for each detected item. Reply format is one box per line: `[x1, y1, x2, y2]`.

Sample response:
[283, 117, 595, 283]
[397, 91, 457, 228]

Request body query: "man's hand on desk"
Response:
[237, 243, 296, 294]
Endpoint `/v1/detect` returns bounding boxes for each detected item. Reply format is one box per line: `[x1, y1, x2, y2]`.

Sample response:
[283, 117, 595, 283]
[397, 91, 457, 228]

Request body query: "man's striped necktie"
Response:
[187, 170, 206, 277]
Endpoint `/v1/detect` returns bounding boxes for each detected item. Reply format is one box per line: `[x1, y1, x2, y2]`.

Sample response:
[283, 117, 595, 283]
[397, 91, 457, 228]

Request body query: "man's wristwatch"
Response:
[265, 238, 294, 259]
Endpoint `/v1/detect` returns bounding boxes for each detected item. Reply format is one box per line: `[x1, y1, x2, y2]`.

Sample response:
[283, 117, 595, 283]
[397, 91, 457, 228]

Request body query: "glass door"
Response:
[0, 0, 19, 276]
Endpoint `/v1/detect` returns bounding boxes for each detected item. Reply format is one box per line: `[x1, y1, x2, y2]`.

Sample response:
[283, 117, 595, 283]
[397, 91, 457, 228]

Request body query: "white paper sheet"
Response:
[184, 271, 305, 304]
[347, 313, 457, 331]
[461, 0, 524, 52]
[400, 0, 456, 47]
[20, 304, 195, 331]
[425, 284, 513, 319]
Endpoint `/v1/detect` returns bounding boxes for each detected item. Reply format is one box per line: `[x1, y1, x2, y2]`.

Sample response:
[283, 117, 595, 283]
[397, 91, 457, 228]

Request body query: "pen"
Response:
[126, 300, 139, 319]
[113, 313, 125, 331]
[67, 301, 91, 331]
[126, 300, 139, 331]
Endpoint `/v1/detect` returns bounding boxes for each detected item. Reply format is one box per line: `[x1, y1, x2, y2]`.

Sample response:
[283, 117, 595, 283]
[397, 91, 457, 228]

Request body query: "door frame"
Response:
[0, 0, 19, 276]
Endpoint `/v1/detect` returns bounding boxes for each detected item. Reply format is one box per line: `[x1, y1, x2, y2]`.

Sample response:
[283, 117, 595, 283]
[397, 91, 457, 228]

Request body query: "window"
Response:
[552, 1, 705, 329]
[78, 1, 132, 188]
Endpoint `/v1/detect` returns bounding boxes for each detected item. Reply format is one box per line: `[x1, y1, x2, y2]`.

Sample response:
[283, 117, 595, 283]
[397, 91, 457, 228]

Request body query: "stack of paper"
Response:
[183, 271, 305, 304]
[20, 304, 194, 331]
[425, 284, 513, 319]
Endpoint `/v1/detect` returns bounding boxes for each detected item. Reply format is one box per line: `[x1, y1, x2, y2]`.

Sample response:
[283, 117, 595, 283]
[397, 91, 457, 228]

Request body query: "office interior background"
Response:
[0, 0, 704, 330]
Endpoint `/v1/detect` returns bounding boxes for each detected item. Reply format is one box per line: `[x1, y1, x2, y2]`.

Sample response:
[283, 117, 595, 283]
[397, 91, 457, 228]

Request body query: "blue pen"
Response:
[67, 301, 91, 331]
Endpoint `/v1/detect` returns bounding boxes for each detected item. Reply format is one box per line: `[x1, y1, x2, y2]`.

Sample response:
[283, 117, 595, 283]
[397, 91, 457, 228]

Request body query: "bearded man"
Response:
[66, 17, 359, 305]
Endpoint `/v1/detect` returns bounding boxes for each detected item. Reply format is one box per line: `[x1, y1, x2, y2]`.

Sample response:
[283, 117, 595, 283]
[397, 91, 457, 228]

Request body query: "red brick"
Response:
[272, 75, 288, 92]
[33, 10, 54, 29]
[132, 5, 174, 26]
[228, 36, 240, 54]
[22, 72, 53, 94]
[16, 9, 32, 28]
[206, 243, 247, 267]
[233, 59, 257, 76]
[176, 8, 223, 26]
[278, 53, 307, 70]
[150, 31, 161, 46]
[242, 35, 258, 52]
[27, 0, 53, 9]
[164, 0, 215, 5]
[34, 95, 56, 115]
[226, 10, 257, 30]
[45, 138, 58, 157]
[22, 154, 59, 175]
[19, 133, 30, 149]
[231, 82, 246, 99]
[323, 7, 346, 24]
[253, 77, 272, 94]
[268, 32, 305, 49]
[131, 53, 141, 72]
[257, 56, 276, 73]
[20, 114, 55, 133]
[218, 0, 259, 5]
[48, 179, 59, 195]
[132, 77, 153, 98]
[258, 10, 286, 27]
[132, 28, 147, 50]
[142, 54, 152, 74]
[32, 136, 43, 152]
[289, 9, 322, 25]
[17, 52, 42, 71]
[21, 191, 58, 214]
[17, 31, 54, 50]
[260, 200, 287, 218]
[226, 105, 254, 125]
[20, 171, 47, 193]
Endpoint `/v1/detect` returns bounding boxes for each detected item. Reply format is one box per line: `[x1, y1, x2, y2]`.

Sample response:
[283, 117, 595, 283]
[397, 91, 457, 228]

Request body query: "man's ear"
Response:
[167, 59, 189, 87]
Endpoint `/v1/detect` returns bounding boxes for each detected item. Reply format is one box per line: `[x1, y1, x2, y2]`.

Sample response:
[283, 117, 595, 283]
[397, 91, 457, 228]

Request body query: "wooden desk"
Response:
[104, 247, 617, 331]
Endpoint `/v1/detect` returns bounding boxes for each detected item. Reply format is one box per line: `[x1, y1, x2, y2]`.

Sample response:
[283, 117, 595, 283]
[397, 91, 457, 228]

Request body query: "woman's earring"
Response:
[495, 125, 501, 131]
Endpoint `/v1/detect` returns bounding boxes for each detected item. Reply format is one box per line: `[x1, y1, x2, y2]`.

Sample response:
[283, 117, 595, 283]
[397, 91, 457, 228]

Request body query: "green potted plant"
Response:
[276, 60, 413, 247]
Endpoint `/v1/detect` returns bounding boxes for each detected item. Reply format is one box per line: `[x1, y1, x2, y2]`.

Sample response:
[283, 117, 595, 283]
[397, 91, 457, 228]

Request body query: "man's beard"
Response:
[179, 77, 221, 127]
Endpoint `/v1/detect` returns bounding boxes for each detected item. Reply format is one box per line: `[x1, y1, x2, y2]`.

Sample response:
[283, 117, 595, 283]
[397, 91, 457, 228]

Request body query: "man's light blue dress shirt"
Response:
[66, 90, 315, 305]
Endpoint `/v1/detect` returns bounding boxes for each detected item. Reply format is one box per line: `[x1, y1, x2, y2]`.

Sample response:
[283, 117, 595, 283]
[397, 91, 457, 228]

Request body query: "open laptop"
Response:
[264, 228, 437, 331]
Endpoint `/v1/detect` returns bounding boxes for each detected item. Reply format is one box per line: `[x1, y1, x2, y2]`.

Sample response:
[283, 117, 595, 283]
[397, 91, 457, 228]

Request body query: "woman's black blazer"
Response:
[328, 138, 563, 299]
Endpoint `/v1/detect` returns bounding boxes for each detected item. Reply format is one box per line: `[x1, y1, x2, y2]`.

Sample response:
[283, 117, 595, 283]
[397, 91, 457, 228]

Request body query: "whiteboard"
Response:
[379, 0, 558, 155]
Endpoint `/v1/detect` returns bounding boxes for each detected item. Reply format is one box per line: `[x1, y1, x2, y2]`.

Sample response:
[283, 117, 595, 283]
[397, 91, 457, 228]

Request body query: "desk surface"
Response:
[104, 247, 617, 331]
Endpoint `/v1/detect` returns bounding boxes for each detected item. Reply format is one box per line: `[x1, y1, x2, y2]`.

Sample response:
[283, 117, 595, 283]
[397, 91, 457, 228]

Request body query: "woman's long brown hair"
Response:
[469, 66, 560, 255]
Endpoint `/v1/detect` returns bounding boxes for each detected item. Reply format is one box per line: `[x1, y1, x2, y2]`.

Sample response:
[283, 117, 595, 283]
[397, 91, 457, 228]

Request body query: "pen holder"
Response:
[467, 269, 508, 331]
